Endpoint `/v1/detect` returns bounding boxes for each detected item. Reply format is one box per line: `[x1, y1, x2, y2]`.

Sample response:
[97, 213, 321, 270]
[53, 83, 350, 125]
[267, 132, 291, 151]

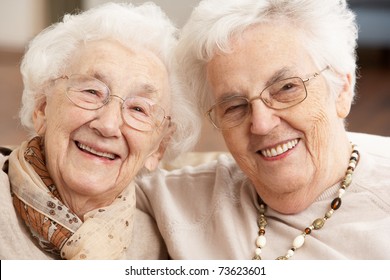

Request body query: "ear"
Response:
[336, 73, 353, 119]
[144, 124, 176, 171]
[32, 98, 48, 136]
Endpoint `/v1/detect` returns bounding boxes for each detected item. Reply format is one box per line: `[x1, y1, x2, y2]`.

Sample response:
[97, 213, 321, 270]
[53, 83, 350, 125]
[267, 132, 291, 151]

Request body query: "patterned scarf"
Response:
[9, 137, 135, 259]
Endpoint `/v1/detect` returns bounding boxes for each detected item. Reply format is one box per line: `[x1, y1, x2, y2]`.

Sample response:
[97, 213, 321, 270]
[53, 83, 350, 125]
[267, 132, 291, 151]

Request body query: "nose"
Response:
[249, 99, 280, 135]
[89, 97, 123, 138]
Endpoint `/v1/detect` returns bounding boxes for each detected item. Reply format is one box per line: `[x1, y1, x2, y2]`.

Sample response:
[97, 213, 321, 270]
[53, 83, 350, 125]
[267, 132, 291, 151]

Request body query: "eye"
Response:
[78, 88, 107, 101]
[277, 80, 301, 92]
[268, 78, 304, 103]
[281, 83, 295, 90]
[84, 89, 99, 95]
[131, 106, 147, 115]
[224, 104, 245, 114]
[124, 99, 152, 118]
[271, 79, 301, 95]
[217, 98, 248, 117]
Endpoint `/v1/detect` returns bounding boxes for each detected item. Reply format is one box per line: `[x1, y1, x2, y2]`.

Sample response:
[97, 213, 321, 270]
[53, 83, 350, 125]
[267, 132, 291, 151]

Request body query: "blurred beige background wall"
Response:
[1, 0, 389, 152]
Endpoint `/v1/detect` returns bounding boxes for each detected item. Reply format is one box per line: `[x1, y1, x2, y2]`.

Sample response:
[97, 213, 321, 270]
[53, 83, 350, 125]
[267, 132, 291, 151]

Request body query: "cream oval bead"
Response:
[255, 248, 262, 255]
[292, 235, 305, 249]
[286, 249, 294, 258]
[256, 235, 266, 248]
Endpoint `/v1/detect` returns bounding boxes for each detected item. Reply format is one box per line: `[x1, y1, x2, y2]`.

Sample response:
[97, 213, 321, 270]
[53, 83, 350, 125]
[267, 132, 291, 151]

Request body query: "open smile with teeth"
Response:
[259, 139, 299, 158]
[76, 142, 117, 160]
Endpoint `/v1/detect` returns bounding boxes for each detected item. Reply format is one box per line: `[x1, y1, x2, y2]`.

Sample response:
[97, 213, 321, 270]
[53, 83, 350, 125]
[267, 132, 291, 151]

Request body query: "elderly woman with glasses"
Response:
[135, 0, 390, 259]
[0, 2, 199, 259]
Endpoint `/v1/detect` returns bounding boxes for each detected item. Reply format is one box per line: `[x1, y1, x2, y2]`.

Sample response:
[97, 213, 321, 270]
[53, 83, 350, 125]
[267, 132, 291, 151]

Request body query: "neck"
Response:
[58, 189, 118, 220]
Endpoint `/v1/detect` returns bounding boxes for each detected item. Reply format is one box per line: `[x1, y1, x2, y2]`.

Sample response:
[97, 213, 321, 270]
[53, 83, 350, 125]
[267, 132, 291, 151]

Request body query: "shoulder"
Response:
[137, 153, 241, 193]
[352, 141, 390, 212]
[135, 153, 244, 218]
[0, 152, 10, 185]
[347, 131, 390, 158]
[0, 147, 55, 259]
[125, 208, 168, 259]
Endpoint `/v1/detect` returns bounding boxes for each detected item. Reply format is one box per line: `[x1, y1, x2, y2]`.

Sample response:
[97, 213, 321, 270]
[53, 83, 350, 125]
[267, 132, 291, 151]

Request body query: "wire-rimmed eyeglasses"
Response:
[206, 66, 330, 130]
[56, 74, 171, 132]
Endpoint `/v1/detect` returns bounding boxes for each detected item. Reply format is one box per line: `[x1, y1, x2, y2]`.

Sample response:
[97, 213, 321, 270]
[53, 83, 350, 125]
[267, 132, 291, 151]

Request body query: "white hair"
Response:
[20, 2, 200, 159]
[176, 0, 359, 112]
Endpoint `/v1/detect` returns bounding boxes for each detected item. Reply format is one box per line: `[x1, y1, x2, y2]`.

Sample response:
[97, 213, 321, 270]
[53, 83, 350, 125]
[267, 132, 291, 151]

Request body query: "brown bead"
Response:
[331, 197, 342, 210]
[304, 227, 312, 234]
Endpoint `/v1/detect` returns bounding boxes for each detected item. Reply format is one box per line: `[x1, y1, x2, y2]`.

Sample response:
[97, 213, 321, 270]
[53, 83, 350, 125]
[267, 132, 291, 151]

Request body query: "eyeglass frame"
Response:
[206, 66, 330, 130]
[53, 74, 172, 132]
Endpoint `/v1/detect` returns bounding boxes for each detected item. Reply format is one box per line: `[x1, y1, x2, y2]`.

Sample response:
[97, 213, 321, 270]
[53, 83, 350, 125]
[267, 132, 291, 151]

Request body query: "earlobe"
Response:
[33, 99, 48, 136]
[336, 73, 353, 119]
[144, 154, 160, 171]
[144, 142, 166, 171]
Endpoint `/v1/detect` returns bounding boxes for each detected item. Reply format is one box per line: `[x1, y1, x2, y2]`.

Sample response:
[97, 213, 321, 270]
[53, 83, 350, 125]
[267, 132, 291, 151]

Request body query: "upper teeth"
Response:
[77, 142, 116, 160]
[260, 139, 298, 158]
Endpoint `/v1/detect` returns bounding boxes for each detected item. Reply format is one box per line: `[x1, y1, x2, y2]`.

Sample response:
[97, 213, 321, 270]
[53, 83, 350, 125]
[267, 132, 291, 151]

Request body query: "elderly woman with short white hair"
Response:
[0, 2, 199, 260]
[135, 0, 390, 259]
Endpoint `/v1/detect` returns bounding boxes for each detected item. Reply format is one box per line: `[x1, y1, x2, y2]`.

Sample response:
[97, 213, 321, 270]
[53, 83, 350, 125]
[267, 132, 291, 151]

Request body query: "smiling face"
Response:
[206, 23, 353, 213]
[33, 39, 172, 214]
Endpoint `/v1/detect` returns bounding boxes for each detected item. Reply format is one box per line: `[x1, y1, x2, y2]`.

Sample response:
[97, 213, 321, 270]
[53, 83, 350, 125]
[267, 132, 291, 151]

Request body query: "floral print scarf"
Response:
[8, 137, 135, 259]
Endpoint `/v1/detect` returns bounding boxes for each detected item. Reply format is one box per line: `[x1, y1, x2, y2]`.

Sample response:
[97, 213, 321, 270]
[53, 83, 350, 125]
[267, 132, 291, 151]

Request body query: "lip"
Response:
[75, 141, 120, 161]
[257, 138, 300, 159]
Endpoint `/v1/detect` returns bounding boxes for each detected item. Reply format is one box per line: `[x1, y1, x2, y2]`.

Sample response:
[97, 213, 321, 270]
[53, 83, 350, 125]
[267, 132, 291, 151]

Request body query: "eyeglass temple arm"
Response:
[303, 65, 331, 82]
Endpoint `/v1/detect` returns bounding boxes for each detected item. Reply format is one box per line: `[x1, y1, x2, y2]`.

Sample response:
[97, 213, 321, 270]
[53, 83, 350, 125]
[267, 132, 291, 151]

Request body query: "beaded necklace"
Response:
[253, 144, 359, 260]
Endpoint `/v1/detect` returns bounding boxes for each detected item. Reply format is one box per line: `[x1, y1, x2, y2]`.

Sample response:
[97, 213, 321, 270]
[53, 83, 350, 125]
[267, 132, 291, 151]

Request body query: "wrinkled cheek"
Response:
[222, 131, 244, 154]
[305, 109, 331, 170]
[117, 160, 138, 187]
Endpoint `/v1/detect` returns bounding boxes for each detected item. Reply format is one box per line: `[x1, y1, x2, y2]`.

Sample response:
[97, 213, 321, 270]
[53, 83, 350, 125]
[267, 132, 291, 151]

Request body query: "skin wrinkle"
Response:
[88, 71, 160, 100]
[70, 42, 164, 103]
[207, 22, 353, 214]
[34, 39, 172, 219]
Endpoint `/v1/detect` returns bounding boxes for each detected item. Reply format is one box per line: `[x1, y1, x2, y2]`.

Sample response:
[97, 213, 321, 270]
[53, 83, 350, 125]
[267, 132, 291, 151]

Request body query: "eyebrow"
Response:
[265, 67, 296, 87]
[92, 72, 159, 99]
[132, 83, 159, 99]
[92, 72, 109, 84]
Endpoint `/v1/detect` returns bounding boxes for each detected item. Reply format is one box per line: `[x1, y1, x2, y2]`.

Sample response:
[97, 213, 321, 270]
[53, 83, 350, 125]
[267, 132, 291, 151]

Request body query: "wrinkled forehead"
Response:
[65, 39, 171, 102]
[208, 22, 312, 73]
